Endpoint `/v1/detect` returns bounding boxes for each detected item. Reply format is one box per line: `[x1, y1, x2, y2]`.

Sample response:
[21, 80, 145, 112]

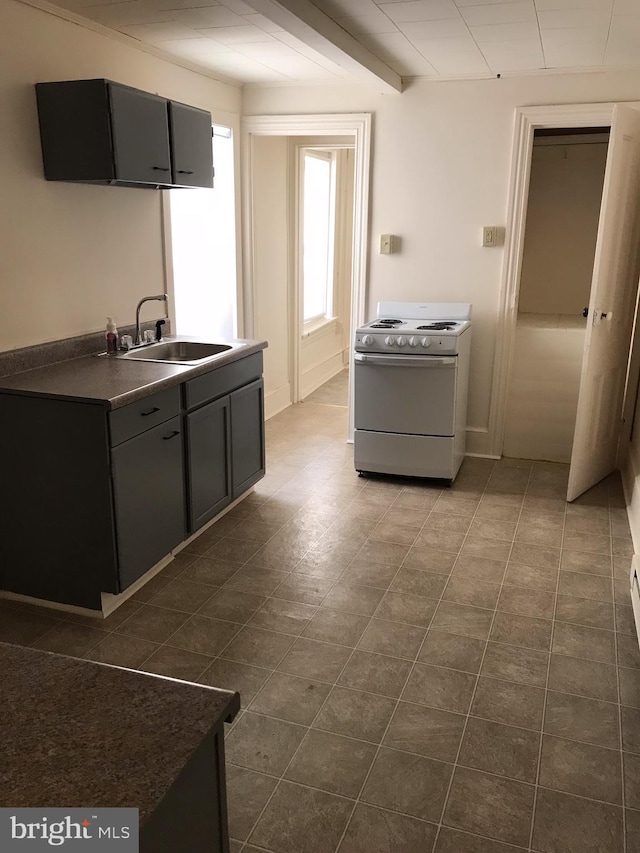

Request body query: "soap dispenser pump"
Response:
[106, 317, 118, 355]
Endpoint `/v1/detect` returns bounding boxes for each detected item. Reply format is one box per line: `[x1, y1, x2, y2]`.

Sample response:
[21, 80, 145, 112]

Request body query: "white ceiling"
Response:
[44, 0, 640, 88]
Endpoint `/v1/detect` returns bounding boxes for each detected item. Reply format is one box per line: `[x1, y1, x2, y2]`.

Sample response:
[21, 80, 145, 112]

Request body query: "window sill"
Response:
[302, 317, 338, 340]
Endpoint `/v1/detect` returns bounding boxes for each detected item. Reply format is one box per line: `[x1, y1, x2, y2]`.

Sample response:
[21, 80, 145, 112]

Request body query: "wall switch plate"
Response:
[482, 226, 498, 247]
[380, 234, 396, 254]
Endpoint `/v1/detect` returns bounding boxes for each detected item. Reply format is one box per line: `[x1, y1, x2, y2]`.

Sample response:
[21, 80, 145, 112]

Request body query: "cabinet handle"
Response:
[152, 166, 170, 171]
[140, 406, 160, 417]
[177, 170, 194, 175]
[163, 430, 180, 441]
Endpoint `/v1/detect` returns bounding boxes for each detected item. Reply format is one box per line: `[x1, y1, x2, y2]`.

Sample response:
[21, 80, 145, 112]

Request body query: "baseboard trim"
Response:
[265, 383, 292, 420]
[300, 353, 344, 399]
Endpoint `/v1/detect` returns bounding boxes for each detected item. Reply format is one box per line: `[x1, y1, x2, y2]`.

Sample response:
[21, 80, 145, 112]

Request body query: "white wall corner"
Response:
[622, 451, 640, 555]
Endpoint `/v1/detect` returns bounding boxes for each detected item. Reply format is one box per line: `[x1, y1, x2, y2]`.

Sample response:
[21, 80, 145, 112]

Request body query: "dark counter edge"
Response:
[0, 339, 268, 410]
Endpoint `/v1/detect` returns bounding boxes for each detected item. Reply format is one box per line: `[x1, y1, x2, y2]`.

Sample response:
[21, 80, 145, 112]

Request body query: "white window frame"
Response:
[299, 147, 338, 335]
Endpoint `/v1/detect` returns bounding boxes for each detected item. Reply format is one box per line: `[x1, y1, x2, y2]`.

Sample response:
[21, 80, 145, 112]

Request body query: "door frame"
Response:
[241, 113, 371, 431]
[490, 102, 616, 458]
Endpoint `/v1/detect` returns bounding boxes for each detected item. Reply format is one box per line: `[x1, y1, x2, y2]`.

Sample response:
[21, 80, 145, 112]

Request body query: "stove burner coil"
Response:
[417, 322, 457, 331]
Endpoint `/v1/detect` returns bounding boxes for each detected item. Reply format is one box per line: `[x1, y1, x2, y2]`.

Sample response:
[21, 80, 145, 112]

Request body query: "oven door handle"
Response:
[354, 352, 456, 367]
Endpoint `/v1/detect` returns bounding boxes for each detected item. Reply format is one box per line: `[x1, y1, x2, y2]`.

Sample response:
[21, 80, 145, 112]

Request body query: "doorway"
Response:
[241, 114, 371, 435]
[503, 127, 610, 463]
[492, 102, 640, 501]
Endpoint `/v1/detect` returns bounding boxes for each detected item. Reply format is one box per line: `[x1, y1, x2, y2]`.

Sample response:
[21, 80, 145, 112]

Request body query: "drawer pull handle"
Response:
[152, 166, 170, 172]
[163, 430, 180, 441]
[141, 407, 160, 417]
[177, 170, 194, 175]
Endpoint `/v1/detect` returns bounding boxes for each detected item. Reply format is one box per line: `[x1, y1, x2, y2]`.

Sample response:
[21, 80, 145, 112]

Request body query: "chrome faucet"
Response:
[135, 294, 167, 345]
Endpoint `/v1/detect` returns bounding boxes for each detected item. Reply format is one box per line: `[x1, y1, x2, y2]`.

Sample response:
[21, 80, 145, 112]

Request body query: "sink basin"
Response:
[119, 341, 233, 364]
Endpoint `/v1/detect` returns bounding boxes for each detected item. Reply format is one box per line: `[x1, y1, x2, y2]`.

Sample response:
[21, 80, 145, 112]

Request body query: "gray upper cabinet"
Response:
[35, 79, 213, 189]
[169, 101, 214, 188]
[109, 84, 172, 186]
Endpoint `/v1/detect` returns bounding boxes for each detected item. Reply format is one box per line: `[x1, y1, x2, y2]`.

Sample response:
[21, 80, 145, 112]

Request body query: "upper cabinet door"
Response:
[109, 83, 172, 186]
[168, 101, 214, 188]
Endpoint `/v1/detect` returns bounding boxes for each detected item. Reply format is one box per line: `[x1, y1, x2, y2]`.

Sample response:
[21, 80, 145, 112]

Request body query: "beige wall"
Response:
[251, 135, 291, 417]
[519, 141, 608, 315]
[1, 0, 240, 352]
[243, 70, 640, 455]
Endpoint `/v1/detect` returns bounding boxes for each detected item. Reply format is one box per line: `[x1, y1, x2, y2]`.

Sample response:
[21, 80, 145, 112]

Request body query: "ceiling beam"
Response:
[245, 0, 403, 94]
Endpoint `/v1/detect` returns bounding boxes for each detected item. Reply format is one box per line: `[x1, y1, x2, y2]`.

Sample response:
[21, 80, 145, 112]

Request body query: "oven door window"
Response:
[355, 356, 457, 437]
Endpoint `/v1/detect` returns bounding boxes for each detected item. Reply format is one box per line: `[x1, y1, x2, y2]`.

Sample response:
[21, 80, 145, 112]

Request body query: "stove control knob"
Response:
[362, 334, 373, 346]
[397, 336, 406, 346]
[385, 336, 395, 346]
[421, 337, 431, 348]
[408, 336, 418, 347]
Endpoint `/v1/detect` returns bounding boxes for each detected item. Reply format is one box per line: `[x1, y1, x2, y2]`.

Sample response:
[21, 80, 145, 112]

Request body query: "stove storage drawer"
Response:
[354, 353, 457, 437]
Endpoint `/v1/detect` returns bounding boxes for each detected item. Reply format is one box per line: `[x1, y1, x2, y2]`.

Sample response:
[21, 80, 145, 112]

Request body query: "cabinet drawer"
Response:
[109, 386, 180, 446]
[185, 352, 263, 410]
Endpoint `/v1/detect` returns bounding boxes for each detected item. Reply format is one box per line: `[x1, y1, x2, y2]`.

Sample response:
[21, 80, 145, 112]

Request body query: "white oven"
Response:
[353, 302, 471, 482]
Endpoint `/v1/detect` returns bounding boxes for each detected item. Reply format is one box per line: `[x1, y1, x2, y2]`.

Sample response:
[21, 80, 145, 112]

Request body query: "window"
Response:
[301, 149, 336, 327]
[168, 124, 237, 339]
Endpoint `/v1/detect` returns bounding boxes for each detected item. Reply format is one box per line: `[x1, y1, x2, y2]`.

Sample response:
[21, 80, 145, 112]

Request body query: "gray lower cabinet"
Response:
[0, 352, 264, 610]
[112, 415, 186, 591]
[187, 396, 232, 531]
[231, 378, 265, 498]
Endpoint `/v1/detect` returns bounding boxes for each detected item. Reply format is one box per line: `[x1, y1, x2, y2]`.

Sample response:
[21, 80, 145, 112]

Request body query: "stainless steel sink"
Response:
[118, 341, 233, 364]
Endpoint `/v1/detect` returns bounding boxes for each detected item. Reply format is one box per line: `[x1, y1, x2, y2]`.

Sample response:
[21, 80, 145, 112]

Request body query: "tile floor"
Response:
[1, 386, 640, 853]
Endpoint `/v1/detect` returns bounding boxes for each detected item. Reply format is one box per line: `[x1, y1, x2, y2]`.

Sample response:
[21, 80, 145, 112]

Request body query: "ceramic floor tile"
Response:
[481, 642, 549, 688]
[302, 607, 370, 646]
[357, 618, 426, 659]
[532, 787, 623, 853]
[249, 780, 354, 853]
[226, 764, 278, 842]
[431, 601, 494, 641]
[459, 717, 540, 783]
[277, 637, 352, 682]
[198, 658, 270, 707]
[226, 710, 307, 776]
[138, 645, 212, 681]
[313, 684, 396, 743]
[471, 676, 545, 730]
[402, 663, 476, 714]
[337, 649, 413, 698]
[539, 734, 622, 804]
[384, 701, 466, 762]
[374, 590, 438, 628]
[443, 767, 535, 847]
[338, 803, 438, 853]
[248, 671, 332, 725]
[547, 653, 618, 702]
[284, 729, 377, 798]
[361, 747, 453, 822]
[418, 630, 486, 674]
[543, 690, 620, 748]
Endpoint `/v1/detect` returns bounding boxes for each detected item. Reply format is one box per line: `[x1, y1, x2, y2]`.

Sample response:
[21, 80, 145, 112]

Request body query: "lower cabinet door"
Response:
[111, 416, 186, 590]
[231, 378, 265, 498]
[187, 395, 232, 533]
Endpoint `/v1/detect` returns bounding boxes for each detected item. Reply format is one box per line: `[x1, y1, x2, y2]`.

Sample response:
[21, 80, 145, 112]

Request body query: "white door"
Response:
[567, 104, 640, 501]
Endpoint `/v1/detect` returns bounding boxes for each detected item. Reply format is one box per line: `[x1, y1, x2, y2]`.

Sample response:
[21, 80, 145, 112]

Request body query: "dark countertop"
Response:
[0, 643, 239, 820]
[0, 337, 267, 410]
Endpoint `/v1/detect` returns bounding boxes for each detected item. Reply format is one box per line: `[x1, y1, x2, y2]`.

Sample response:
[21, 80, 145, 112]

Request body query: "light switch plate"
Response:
[380, 234, 396, 254]
[482, 226, 497, 247]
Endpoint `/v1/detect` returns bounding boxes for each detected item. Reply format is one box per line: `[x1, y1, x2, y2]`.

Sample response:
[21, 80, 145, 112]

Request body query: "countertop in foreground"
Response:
[0, 642, 239, 821]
